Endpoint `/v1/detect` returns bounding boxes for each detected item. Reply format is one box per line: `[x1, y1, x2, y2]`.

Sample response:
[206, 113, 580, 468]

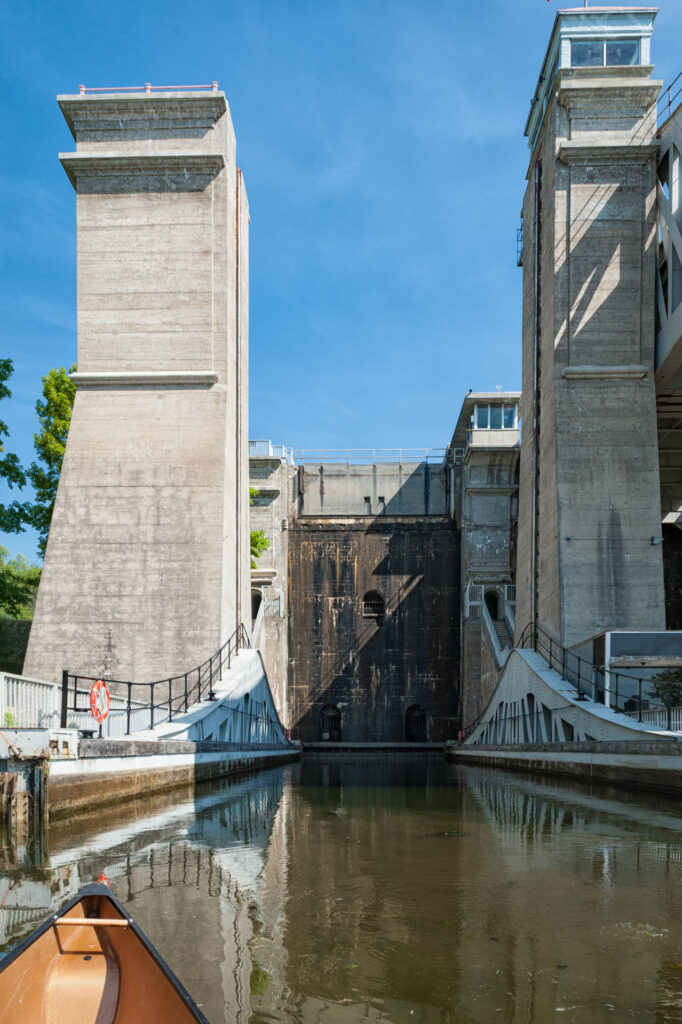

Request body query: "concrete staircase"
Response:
[493, 619, 512, 649]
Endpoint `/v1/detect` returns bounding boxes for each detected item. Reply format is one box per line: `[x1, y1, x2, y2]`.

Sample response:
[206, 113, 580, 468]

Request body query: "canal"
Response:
[2, 758, 682, 1022]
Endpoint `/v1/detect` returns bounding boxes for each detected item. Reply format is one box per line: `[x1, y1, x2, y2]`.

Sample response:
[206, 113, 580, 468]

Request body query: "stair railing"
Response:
[61, 623, 252, 736]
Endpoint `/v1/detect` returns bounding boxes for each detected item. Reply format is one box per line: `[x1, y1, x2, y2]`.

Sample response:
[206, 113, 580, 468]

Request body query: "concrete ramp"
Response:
[131, 649, 289, 745]
[466, 649, 678, 746]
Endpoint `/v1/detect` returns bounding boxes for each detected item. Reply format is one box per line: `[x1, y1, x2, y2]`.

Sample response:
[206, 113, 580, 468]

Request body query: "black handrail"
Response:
[658, 71, 682, 124]
[60, 623, 261, 736]
[517, 622, 678, 732]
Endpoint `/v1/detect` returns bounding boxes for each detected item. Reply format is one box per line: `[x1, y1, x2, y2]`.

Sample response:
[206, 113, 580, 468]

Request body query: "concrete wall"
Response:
[288, 517, 460, 741]
[249, 455, 296, 724]
[516, 67, 665, 648]
[295, 462, 447, 517]
[24, 91, 250, 684]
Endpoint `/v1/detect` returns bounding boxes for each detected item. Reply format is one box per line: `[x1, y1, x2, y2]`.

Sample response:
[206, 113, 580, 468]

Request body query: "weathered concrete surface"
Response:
[516, 63, 665, 648]
[448, 741, 682, 797]
[47, 742, 299, 817]
[24, 90, 250, 684]
[295, 462, 447, 517]
[288, 516, 460, 742]
[448, 392, 520, 728]
[249, 453, 296, 724]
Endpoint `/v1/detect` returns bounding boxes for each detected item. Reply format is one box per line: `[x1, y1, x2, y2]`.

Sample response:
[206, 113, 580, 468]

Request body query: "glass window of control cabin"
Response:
[570, 38, 640, 68]
[475, 403, 517, 430]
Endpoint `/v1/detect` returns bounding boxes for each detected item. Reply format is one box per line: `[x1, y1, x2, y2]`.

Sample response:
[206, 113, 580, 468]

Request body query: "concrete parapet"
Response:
[447, 740, 682, 797]
[47, 742, 299, 818]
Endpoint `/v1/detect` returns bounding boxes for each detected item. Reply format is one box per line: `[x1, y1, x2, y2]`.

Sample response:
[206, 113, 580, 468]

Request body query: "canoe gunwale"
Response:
[0, 882, 211, 1024]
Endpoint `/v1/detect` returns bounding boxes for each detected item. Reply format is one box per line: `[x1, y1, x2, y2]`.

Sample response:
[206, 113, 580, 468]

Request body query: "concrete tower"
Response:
[24, 87, 250, 683]
[515, 7, 666, 648]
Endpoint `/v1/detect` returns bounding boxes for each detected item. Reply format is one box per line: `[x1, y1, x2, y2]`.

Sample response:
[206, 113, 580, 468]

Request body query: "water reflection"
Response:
[3, 760, 682, 1022]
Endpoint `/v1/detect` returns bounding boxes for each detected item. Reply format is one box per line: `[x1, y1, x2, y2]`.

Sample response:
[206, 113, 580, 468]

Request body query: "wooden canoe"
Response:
[0, 882, 209, 1023]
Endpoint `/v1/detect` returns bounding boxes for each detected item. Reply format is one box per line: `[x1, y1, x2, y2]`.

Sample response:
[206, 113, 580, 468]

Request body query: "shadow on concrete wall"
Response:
[288, 465, 460, 742]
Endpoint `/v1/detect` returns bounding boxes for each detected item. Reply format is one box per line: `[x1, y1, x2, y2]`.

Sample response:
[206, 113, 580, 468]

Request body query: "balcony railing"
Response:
[249, 440, 295, 464]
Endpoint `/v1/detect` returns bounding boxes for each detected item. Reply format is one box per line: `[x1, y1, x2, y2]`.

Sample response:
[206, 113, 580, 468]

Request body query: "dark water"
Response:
[3, 758, 682, 1022]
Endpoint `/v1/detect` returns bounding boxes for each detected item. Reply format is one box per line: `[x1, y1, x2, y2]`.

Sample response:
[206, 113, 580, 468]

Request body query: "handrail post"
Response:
[168, 678, 173, 722]
[184, 672, 188, 712]
[60, 670, 69, 729]
[126, 683, 132, 735]
[150, 683, 155, 730]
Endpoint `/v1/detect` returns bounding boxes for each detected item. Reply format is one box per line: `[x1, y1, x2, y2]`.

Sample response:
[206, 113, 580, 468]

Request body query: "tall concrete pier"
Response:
[515, 7, 666, 648]
[24, 88, 250, 683]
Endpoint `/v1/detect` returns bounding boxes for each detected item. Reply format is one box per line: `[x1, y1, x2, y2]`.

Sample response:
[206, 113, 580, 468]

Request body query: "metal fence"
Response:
[519, 623, 682, 731]
[61, 623, 252, 737]
[294, 447, 448, 465]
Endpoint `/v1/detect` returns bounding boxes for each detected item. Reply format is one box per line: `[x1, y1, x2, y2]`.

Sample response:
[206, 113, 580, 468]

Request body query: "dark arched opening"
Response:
[484, 590, 499, 619]
[251, 589, 262, 622]
[405, 704, 427, 742]
[320, 704, 342, 741]
[363, 590, 385, 620]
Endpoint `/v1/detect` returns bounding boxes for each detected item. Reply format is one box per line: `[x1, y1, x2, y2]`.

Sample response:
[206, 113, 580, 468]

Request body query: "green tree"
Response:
[0, 545, 41, 618]
[649, 667, 682, 708]
[249, 487, 270, 568]
[23, 365, 76, 557]
[0, 358, 27, 534]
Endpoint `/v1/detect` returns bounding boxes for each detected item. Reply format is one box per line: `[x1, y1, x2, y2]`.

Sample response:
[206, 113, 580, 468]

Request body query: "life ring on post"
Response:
[90, 680, 110, 723]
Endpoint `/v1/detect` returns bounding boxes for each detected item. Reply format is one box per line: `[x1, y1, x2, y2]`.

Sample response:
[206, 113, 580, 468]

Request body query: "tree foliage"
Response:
[249, 487, 270, 569]
[649, 667, 682, 707]
[0, 359, 27, 534]
[0, 545, 41, 618]
[23, 365, 76, 557]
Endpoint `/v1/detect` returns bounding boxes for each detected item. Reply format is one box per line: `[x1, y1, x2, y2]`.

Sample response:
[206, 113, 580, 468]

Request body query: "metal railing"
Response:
[78, 82, 219, 95]
[60, 623, 252, 736]
[294, 447, 448, 465]
[249, 440, 295, 463]
[518, 623, 682, 731]
[658, 72, 682, 124]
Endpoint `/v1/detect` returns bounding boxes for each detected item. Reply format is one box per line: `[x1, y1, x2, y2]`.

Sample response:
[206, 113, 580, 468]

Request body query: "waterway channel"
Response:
[2, 757, 682, 1022]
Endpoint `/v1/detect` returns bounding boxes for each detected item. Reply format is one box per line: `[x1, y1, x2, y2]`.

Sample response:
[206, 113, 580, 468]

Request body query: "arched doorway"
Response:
[405, 704, 427, 742]
[484, 590, 499, 619]
[320, 704, 342, 741]
[251, 589, 262, 623]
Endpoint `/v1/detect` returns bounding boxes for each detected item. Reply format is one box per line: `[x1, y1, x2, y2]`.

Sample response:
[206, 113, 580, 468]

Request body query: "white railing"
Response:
[466, 583, 483, 619]
[503, 584, 516, 633]
[1, 673, 59, 730]
[1, 672, 150, 738]
[263, 592, 283, 618]
[249, 440, 294, 464]
[294, 447, 447, 465]
[481, 602, 510, 669]
[625, 707, 682, 731]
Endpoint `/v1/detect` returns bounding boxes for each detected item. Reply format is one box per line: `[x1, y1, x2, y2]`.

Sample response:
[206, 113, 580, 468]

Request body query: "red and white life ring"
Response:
[90, 680, 110, 723]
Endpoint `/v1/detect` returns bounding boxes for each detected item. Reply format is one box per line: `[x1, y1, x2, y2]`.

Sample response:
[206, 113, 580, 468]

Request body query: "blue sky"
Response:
[2, 0, 681, 561]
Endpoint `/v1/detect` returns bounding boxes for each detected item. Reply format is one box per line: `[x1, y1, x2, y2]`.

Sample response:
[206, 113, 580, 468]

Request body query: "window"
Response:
[363, 591, 385, 619]
[570, 38, 640, 68]
[606, 40, 639, 66]
[571, 40, 604, 67]
[473, 403, 517, 430]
